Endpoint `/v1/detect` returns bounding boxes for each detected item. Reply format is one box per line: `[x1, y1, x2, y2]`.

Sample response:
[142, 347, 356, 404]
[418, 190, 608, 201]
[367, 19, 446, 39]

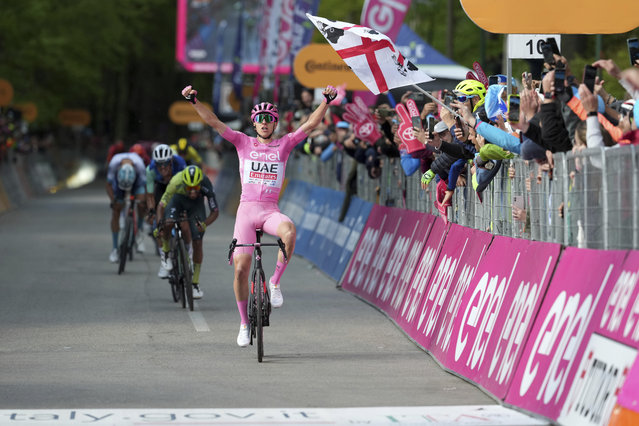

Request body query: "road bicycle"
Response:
[118, 192, 137, 275]
[165, 215, 194, 311]
[228, 229, 287, 363]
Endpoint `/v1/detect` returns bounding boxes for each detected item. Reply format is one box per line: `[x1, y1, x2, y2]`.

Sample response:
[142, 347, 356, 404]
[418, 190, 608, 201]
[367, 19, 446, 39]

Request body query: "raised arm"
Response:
[299, 86, 337, 135]
[181, 85, 228, 135]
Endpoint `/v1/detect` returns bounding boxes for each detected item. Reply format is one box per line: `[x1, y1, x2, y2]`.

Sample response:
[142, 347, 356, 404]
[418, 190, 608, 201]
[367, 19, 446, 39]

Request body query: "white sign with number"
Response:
[508, 34, 561, 59]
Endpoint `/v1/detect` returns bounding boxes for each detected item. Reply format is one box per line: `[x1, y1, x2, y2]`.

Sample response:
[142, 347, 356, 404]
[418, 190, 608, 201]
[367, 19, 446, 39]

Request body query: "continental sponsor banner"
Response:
[168, 101, 213, 125]
[410, 223, 493, 356]
[58, 109, 91, 126]
[442, 237, 562, 399]
[376, 211, 435, 315]
[328, 197, 373, 282]
[459, 0, 639, 34]
[506, 247, 628, 421]
[293, 44, 368, 90]
[394, 218, 448, 332]
[558, 333, 637, 426]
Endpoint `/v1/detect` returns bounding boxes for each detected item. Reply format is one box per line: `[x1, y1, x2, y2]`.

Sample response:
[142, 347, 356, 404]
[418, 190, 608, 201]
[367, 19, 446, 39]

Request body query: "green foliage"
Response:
[0, 0, 635, 139]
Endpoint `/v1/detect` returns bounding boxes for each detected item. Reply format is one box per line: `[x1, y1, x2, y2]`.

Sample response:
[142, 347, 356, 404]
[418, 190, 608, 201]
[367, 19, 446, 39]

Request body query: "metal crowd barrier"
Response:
[286, 144, 639, 250]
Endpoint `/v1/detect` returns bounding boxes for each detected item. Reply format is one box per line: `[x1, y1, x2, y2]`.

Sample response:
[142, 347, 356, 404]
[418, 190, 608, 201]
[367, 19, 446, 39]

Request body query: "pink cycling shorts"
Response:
[233, 201, 293, 256]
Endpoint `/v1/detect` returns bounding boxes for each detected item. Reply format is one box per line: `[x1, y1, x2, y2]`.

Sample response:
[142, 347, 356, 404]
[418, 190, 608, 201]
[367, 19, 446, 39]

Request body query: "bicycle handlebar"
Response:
[227, 238, 287, 264]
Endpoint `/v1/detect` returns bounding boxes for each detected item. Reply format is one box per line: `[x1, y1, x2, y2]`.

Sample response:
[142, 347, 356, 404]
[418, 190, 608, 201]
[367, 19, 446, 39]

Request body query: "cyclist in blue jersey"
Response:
[106, 152, 147, 262]
[146, 144, 187, 278]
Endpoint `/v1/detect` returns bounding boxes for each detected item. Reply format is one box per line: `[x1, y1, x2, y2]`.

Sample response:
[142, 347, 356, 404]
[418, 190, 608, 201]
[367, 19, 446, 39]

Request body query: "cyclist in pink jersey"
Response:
[181, 84, 337, 347]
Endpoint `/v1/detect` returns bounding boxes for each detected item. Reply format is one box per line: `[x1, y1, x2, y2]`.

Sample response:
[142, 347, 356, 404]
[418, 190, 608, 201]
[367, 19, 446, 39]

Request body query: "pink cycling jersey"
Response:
[221, 127, 307, 202]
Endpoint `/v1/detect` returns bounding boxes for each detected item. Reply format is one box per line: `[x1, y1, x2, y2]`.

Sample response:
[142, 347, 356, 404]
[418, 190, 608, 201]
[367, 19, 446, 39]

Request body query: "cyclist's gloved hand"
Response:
[182, 85, 197, 104]
[197, 221, 206, 233]
[152, 227, 160, 239]
[323, 85, 337, 103]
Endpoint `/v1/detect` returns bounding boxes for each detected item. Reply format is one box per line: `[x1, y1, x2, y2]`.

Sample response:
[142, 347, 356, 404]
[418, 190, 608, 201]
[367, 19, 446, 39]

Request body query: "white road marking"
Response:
[0, 406, 549, 425]
[188, 302, 210, 332]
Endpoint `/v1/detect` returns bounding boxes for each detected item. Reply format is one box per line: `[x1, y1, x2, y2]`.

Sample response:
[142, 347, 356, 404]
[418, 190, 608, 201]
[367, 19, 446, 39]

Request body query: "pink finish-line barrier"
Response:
[333, 199, 639, 426]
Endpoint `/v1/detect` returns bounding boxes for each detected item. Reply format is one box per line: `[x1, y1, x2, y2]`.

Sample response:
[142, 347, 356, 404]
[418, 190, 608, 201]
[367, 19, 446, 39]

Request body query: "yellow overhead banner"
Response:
[15, 103, 38, 123]
[293, 44, 368, 91]
[58, 109, 91, 126]
[168, 101, 213, 125]
[460, 0, 639, 34]
[0, 79, 14, 106]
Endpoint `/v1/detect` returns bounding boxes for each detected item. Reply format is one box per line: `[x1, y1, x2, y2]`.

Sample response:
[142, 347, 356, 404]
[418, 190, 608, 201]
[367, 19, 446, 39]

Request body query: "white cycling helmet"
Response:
[152, 144, 173, 162]
[117, 163, 136, 191]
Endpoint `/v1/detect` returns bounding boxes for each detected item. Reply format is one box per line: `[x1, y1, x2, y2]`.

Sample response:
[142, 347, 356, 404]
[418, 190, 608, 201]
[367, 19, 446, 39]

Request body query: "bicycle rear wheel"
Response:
[169, 261, 180, 303]
[118, 217, 133, 274]
[255, 271, 264, 362]
[179, 239, 194, 311]
[171, 238, 185, 307]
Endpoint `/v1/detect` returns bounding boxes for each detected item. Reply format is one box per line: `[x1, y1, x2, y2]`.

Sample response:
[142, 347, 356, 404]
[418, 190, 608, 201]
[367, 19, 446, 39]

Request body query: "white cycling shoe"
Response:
[136, 237, 146, 253]
[193, 285, 203, 300]
[109, 249, 119, 263]
[269, 279, 283, 308]
[160, 251, 173, 271]
[237, 324, 250, 347]
[157, 264, 169, 279]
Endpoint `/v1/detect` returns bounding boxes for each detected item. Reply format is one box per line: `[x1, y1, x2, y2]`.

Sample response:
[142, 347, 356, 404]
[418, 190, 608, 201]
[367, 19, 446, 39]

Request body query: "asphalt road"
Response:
[0, 181, 499, 411]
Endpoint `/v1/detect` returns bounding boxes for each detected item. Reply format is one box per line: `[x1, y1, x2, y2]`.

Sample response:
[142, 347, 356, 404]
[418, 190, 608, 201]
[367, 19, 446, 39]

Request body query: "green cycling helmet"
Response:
[183, 165, 203, 187]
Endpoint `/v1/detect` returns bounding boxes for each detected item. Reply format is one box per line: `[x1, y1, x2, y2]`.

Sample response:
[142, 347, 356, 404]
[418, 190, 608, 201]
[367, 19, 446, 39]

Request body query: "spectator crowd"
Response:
[227, 49, 639, 223]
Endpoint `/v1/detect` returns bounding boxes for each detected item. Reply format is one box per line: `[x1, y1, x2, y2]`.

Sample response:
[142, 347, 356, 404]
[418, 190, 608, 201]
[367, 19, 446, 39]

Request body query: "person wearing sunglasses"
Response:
[156, 165, 219, 300]
[145, 143, 187, 278]
[180, 83, 337, 347]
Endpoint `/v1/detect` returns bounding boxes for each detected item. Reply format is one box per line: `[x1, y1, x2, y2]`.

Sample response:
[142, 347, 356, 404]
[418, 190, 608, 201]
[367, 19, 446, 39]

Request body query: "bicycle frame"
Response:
[117, 192, 137, 274]
[228, 229, 287, 362]
[166, 216, 194, 311]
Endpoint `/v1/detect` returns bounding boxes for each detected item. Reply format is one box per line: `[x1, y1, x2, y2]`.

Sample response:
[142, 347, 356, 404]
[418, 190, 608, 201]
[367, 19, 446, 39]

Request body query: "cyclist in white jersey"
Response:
[181, 84, 337, 347]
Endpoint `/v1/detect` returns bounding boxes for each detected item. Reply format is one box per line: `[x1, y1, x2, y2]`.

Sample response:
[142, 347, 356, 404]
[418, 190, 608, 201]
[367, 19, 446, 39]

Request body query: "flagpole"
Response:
[410, 84, 456, 116]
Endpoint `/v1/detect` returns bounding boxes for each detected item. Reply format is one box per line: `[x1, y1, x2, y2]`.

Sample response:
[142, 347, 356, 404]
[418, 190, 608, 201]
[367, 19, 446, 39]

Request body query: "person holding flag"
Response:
[180, 83, 337, 347]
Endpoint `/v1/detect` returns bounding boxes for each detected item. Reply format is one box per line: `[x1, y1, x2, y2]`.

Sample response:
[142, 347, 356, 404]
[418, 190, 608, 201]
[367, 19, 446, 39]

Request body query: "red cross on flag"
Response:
[306, 14, 434, 95]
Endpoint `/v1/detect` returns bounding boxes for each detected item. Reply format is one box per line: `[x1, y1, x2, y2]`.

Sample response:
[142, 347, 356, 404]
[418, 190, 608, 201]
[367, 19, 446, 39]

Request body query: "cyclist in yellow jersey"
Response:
[170, 138, 203, 167]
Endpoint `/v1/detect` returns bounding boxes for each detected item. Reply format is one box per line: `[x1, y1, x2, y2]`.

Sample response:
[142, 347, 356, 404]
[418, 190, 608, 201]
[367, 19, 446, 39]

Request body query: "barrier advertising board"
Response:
[506, 247, 628, 421]
[442, 237, 562, 398]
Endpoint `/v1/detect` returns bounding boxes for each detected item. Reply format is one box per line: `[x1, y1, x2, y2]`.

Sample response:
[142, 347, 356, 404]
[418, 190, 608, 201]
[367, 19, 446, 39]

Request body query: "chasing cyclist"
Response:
[156, 165, 219, 300]
[180, 83, 337, 347]
[171, 137, 203, 167]
[145, 144, 187, 277]
[106, 152, 147, 262]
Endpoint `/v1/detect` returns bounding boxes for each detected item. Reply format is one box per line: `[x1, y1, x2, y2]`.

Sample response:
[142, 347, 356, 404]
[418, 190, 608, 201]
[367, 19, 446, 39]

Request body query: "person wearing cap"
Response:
[170, 137, 203, 167]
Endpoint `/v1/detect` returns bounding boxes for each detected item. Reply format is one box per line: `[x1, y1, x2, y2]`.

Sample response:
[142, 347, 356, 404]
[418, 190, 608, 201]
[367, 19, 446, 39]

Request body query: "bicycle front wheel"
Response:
[118, 217, 133, 274]
[256, 271, 264, 362]
[179, 239, 193, 311]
